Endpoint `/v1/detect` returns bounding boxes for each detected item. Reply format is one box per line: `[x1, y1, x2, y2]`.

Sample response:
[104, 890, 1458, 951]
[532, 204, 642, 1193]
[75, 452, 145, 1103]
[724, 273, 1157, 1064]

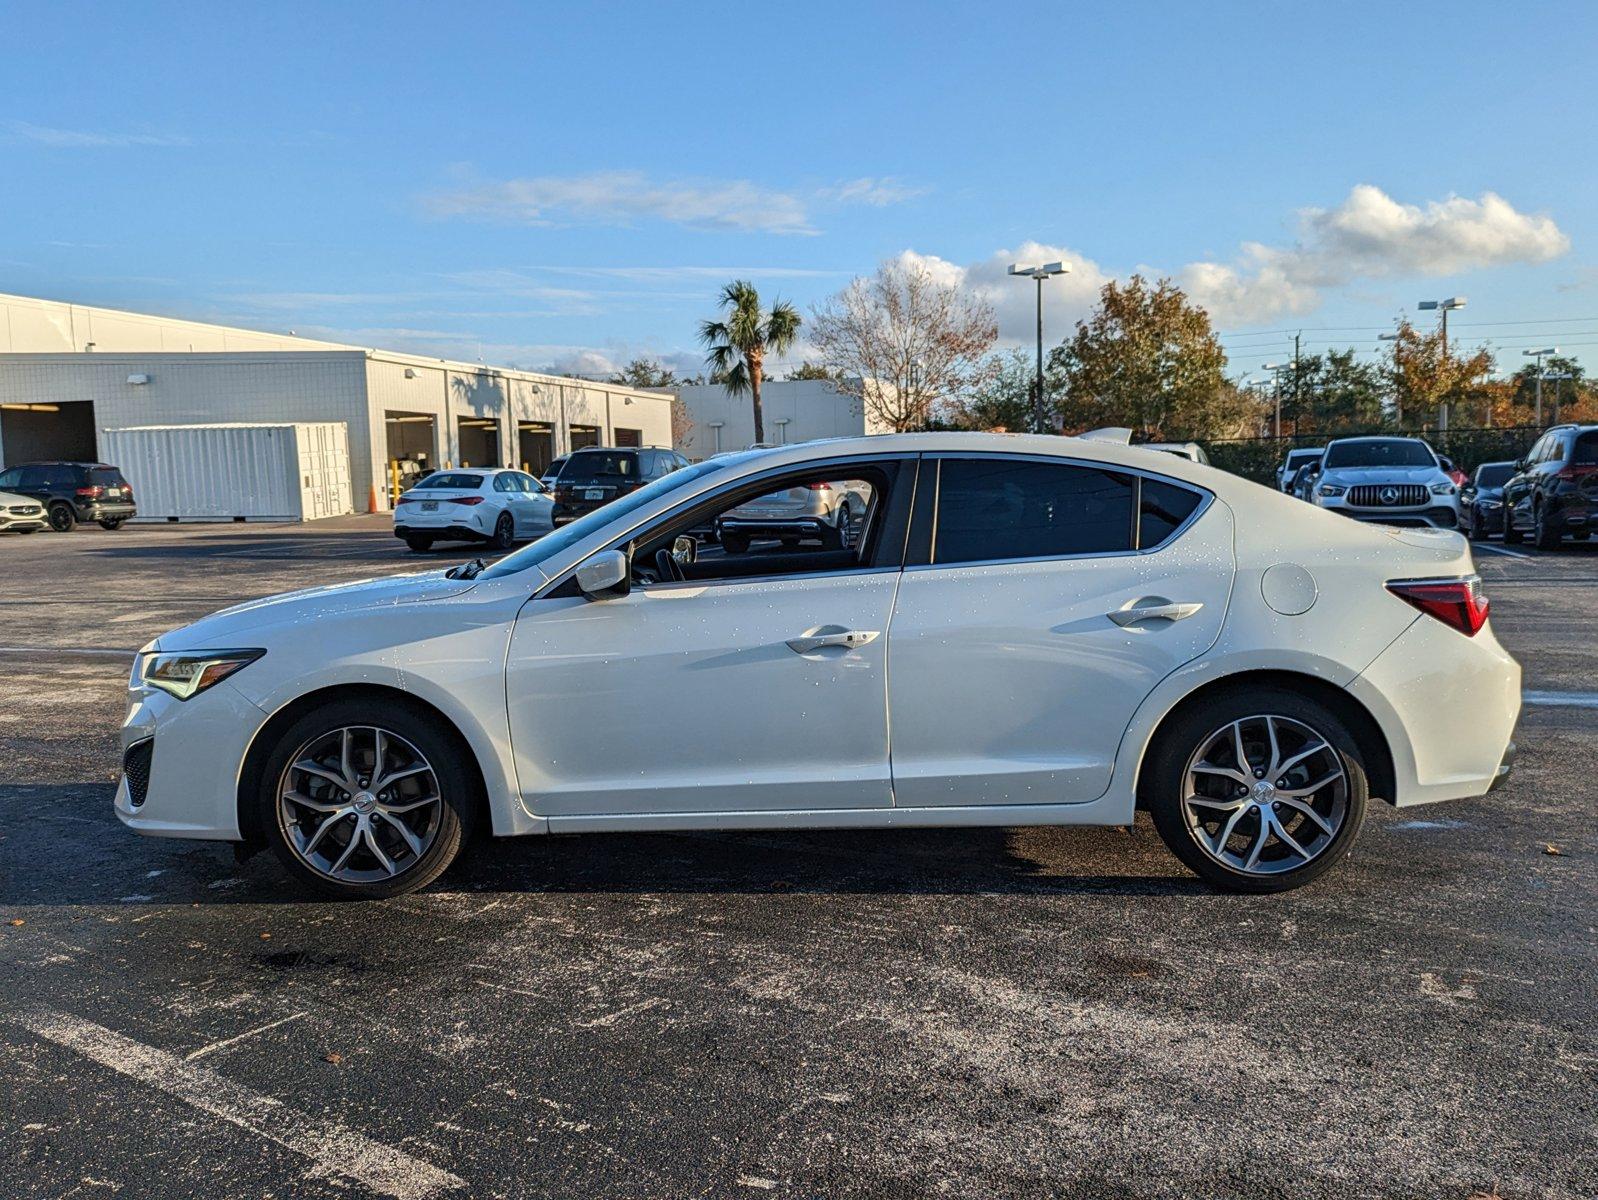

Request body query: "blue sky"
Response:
[4, 0, 1596, 379]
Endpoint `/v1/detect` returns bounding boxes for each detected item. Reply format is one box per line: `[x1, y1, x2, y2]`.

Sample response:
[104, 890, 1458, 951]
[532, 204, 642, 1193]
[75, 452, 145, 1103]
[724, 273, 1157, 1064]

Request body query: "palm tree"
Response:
[698, 280, 801, 445]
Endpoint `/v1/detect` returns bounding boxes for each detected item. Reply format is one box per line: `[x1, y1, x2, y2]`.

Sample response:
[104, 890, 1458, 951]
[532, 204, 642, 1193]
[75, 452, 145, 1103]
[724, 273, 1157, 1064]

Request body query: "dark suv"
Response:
[1502, 424, 1598, 549]
[0, 462, 137, 531]
[551, 447, 687, 525]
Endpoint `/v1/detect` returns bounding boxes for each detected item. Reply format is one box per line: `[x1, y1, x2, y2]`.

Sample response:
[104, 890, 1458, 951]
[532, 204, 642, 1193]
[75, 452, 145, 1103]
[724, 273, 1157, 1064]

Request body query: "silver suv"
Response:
[1310, 436, 1460, 529]
[717, 478, 872, 554]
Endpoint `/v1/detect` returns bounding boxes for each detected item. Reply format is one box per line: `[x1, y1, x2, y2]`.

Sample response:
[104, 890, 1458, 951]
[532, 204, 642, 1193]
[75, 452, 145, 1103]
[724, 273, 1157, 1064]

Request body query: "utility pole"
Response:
[1291, 332, 1301, 432]
[1378, 331, 1403, 427]
[1263, 362, 1284, 438]
[1523, 348, 1558, 426]
[1419, 297, 1466, 431]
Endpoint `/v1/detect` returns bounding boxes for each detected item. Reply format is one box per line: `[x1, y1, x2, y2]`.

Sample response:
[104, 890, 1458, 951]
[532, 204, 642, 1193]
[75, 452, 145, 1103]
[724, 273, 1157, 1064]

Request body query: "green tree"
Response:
[1506, 354, 1590, 424]
[784, 361, 840, 382]
[1287, 348, 1388, 433]
[698, 281, 801, 445]
[607, 356, 679, 389]
[1048, 276, 1242, 438]
[950, 348, 1037, 431]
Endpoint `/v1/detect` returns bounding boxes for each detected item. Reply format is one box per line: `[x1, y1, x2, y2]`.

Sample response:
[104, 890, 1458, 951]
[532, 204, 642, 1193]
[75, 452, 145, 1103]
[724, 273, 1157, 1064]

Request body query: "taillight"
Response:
[1387, 576, 1489, 637]
[448, 495, 486, 506]
[395, 495, 416, 505]
[807, 482, 832, 492]
[76, 486, 103, 498]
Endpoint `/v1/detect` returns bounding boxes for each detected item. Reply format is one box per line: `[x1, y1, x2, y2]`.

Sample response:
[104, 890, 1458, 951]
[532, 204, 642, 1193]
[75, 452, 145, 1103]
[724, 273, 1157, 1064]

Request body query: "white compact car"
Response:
[0, 489, 47, 534]
[392, 467, 554, 552]
[716, 477, 870, 553]
[118, 433, 1519, 899]
[1311, 437, 1461, 529]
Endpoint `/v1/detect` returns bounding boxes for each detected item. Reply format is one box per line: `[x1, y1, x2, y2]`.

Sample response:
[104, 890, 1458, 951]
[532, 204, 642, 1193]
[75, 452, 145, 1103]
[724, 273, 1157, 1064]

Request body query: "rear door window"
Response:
[1572, 432, 1598, 465]
[933, 459, 1136, 565]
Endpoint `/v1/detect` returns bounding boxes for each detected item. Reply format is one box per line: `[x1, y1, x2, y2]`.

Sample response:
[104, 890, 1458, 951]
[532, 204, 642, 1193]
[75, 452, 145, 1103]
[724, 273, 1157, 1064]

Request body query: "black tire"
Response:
[404, 536, 435, 553]
[16, 528, 36, 535]
[721, 531, 750, 554]
[490, 511, 515, 551]
[822, 504, 850, 550]
[1466, 510, 1485, 541]
[256, 697, 478, 900]
[98, 517, 126, 531]
[48, 503, 76, 533]
[1142, 686, 1368, 894]
[1502, 516, 1524, 545]
[1572, 530, 1591, 541]
[1534, 504, 1562, 550]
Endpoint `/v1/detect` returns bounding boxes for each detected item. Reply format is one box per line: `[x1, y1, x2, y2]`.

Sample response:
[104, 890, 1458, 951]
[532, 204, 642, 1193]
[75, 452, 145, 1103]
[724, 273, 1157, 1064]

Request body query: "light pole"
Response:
[1008, 261, 1070, 433]
[1418, 298, 1466, 430]
[1523, 348, 1558, 426]
[1262, 362, 1285, 437]
[1542, 370, 1574, 423]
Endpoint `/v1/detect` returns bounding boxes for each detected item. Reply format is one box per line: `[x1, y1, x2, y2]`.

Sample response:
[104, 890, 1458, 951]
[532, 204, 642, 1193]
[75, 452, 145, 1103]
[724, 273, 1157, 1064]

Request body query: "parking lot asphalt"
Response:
[1, 517, 1594, 1200]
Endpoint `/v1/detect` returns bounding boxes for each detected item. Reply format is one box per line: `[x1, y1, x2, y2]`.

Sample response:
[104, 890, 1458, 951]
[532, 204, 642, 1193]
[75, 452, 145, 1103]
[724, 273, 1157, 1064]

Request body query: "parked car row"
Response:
[0, 461, 136, 533]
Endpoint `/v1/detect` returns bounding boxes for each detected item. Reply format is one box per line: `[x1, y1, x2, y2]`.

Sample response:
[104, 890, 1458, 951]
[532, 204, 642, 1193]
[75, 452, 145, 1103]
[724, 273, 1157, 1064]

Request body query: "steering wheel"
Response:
[654, 547, 685, 583]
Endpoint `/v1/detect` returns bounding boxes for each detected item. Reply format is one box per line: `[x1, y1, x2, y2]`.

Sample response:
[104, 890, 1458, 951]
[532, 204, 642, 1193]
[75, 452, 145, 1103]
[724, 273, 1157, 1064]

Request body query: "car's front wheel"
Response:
[1467, 510, 1485, 541]
[48, 503, 76, 532]
[99, 517, 127, 530]
[257, 699, 477, 899]
[1534, 504, 1563, 550]
[1143, 687, 1368, 893]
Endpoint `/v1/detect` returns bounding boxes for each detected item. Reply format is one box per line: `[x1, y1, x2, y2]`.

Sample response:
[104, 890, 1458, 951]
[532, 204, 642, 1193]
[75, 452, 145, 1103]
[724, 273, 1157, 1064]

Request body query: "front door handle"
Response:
[1107, 598, 1204, 627]
[786, 625, 880, 654]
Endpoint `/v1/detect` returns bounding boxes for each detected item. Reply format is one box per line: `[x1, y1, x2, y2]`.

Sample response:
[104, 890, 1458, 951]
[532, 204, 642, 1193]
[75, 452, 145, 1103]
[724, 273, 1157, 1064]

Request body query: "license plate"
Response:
[105, 488, 122, 497]
[421, 501, 438, 511]
[584, 489, 605, 500]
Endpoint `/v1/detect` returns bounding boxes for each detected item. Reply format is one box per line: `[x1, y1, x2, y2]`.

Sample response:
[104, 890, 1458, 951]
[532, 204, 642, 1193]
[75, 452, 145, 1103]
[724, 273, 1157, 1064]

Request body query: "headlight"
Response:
[1318, 484, 1346, 497]
[1480, 498, 1502, 509]
[1430, 481, 1457, 495]
[139, 649, 264, 700]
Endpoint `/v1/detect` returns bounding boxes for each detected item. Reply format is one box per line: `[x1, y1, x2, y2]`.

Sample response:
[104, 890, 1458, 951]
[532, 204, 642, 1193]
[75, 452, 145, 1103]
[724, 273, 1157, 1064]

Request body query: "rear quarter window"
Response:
[1138, 478, 1203, 548]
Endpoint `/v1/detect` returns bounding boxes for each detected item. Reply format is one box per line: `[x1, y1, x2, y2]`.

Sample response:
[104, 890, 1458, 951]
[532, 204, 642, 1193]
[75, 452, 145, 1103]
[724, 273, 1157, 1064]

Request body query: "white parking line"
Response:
[1474, 543, 1532, 559]
[1524, 690, 1598, 710]
[12, 1009, 466, 1199]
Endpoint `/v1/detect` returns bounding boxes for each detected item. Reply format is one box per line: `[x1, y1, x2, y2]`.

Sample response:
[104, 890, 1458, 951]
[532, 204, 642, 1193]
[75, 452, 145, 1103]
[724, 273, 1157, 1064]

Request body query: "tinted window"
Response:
[1573, 432, 1598, 465]
[934, 459, 1135, 565]
[421, 473, 484, 490]
[0, 469, 18, 489]
[517, 473, 543, 493]
[1323, 440, 1436, 469]
[1138, 478, 1202, 548]
[493, 473, 516, 491]
[1475, 464, 1514, 488]
[89, 467, 125, 486]
[561, 451, 638, 483]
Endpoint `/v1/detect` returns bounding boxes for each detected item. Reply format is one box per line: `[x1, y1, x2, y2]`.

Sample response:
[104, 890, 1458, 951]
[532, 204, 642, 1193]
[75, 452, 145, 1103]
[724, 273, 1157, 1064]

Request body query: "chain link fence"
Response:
[1200, 427, 1543, 486]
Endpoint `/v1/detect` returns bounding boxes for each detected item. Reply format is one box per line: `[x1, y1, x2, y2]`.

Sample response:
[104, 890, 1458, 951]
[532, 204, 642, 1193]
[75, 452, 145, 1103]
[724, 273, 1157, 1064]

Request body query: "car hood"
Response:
[1321, 465, 1445, 485]
[0, 490, 41, 506]
[154, 570, 479, 651]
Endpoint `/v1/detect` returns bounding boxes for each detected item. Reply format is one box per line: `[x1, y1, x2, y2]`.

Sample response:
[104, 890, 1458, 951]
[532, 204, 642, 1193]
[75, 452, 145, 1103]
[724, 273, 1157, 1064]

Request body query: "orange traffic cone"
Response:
[368, 483, 380, 513]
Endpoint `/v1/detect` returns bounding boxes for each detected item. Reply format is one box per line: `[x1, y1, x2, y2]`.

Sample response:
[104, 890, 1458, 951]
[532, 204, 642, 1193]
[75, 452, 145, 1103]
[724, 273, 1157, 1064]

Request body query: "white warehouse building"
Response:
[0, 292, 675, 514]
[675, 378, 887, 459]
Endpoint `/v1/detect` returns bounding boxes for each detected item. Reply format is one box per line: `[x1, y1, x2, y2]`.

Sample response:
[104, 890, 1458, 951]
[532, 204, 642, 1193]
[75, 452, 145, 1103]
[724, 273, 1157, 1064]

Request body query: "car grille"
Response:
[1348, 484, 1428, 508]
[122, 739, 153, 809]
[7, 504, 41, 515]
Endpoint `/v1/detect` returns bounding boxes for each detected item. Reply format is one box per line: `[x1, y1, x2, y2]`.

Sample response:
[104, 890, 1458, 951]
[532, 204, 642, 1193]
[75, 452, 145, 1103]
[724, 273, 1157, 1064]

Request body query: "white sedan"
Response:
[117, 433, 1520, 898]
[393, 467, 554, 552]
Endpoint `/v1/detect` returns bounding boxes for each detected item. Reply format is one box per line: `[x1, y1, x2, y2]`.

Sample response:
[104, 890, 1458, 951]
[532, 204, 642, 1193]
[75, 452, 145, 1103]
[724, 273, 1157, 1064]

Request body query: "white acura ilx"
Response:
[116, 433, 1520, 898]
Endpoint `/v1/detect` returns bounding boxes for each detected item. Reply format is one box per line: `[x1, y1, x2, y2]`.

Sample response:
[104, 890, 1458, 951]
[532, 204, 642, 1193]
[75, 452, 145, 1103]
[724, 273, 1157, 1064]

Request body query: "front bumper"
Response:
[0, 516, 47, 532]
[115, 680, 267, 840]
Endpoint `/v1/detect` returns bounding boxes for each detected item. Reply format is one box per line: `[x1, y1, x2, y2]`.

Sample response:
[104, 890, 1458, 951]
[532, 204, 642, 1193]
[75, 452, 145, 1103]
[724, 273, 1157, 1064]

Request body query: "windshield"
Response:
[560, 451, 637, 483]
[1323, 440, 1436, 470]
[1475, 463, 1514, 488]
[416, 473, 483, 490]
[482, 456, 744, 578]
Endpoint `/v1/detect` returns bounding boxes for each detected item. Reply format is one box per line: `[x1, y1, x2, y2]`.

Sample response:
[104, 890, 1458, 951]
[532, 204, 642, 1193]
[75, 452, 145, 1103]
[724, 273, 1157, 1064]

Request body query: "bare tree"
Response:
[809, 258, 998, 432]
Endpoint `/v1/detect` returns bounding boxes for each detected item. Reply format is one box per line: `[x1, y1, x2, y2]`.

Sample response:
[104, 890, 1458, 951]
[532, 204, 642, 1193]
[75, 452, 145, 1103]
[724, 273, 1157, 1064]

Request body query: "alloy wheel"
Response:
[1181, 714, 1349, 876]
[276, 726, 442, 883]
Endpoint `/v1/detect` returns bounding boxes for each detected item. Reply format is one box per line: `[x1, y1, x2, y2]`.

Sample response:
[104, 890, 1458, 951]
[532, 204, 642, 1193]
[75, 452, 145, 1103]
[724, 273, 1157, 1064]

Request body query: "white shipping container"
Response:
[99, 422, 353, 522]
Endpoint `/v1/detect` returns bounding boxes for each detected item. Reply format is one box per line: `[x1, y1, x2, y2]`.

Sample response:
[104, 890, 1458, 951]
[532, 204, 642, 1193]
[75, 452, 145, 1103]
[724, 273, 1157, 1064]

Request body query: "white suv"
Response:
[1311, 437, 1460, 529]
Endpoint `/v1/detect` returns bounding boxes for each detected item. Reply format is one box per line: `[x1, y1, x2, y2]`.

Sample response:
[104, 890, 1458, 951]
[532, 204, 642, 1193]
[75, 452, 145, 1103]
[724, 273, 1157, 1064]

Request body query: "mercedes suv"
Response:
[1502, 424, 1597, 549]
[1309, 437, 1459, 529]
[0, 461, 137, 531]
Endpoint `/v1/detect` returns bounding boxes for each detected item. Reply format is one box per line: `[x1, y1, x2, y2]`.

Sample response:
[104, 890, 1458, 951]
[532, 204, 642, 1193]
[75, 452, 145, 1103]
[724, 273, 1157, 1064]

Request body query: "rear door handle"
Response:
[786, 625, 880, 654]
[1108, 598, 1204, 627]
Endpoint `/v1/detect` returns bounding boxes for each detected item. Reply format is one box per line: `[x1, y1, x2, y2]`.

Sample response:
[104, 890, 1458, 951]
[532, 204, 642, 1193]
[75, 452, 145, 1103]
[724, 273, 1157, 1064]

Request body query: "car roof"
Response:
[13, 461, 116, 467]
[1324, 435, 1428, 445]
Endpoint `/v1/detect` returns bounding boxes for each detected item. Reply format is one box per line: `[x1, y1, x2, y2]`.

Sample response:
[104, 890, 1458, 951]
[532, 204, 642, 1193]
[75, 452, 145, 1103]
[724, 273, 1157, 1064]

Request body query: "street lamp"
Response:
[1541, 369, 1574, 423]
[1262, 362, 1286, 438]
[1417, 296, 1467, 355]
[1523, 348, 1559, 426]
[1377, 332, 1403, 426]
[1008, 261, 1071, 434]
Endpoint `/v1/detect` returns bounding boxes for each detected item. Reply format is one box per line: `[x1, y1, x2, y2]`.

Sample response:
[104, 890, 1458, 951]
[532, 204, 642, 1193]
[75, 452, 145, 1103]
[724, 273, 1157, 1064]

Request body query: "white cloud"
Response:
[821, 177, 928, 207]
[1180, 185, 1568, 324]
[4, 120, 190, 147]
[425, 171, 818, 235]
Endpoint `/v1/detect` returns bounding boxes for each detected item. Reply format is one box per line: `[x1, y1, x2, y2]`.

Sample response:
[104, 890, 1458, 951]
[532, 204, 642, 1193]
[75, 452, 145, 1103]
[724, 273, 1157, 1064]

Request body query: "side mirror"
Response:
[575, 549, 630, 600]
[671, 535, 697, 566]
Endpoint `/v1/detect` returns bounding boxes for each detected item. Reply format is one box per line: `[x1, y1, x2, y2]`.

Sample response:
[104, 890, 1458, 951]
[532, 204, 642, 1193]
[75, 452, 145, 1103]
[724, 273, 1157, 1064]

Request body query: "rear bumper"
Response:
[395, 523, 487, 543]
[1345, 615, 1521, 806]
[719, 516, 827, 538]
[80, 501, 137, 520]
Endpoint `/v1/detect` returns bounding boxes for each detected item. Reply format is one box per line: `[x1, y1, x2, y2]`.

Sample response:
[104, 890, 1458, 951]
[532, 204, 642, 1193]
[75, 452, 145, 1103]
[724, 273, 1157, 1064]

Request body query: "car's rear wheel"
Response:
[490, 511, 515, 550]
[258, 699, 476, 899]
[1144, 687, 1368, 893]
[1534, 504, 1562, 550]
[721, 531, 750, 554]
[48, 503, 76, 532]
[404, 536, 434, 553]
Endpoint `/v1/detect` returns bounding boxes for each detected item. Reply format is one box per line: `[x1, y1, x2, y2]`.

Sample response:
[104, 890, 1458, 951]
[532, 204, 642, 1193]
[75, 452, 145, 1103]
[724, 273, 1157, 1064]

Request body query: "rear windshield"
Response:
[89, 467, 126, 486]
[419, 473, 483, 490]
[1323, 440, 1435, 469]
[561, 451, 638, 483]
[1573, 433, 1598, 465]
[1475, 463, 1514, 487]
[1286, 449, 1320, 465]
